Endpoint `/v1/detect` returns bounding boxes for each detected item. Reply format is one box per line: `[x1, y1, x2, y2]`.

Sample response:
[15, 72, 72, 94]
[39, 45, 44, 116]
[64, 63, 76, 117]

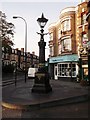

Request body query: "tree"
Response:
[1, 11, 15, 73]
[0, 11, 15, 51]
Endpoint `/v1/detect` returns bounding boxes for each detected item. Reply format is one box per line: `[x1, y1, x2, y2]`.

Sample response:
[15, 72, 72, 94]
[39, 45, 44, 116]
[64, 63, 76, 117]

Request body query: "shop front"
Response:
[49, 54, 79, 81]
[79, 53, 88, 82]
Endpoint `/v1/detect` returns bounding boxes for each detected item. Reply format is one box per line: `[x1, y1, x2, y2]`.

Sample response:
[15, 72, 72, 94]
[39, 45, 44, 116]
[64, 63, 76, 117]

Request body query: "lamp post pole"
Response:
[32, 13, 52, 93]
[13, 16, 27, 83]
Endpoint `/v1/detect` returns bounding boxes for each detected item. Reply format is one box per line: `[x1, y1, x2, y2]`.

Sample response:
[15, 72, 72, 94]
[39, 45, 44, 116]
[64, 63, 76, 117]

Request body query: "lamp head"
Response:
[13, 16, 18, 19]
[37, 13, 48, 29]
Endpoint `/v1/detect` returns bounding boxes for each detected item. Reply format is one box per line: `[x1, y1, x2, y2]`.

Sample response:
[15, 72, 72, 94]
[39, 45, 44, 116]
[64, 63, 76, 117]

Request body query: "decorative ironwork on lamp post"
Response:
[36, 13, 49, 65]
[13, 16, 27, 83]
[32, 13, 52, 93]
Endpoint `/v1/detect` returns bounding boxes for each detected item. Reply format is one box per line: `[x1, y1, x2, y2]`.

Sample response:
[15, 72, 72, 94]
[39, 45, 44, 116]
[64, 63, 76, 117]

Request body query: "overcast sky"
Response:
[1, 0, 79, 59]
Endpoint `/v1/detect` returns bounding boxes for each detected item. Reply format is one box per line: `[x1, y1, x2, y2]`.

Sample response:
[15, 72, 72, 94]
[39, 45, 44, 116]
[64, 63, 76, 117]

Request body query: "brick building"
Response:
[2, 47, 39, 71]
[48, 0, 88, 81]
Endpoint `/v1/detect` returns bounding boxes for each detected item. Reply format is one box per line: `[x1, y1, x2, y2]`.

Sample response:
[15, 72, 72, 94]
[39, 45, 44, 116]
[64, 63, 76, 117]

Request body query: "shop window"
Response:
[72, 64, 76, 76]
[58, 63, 76, 77]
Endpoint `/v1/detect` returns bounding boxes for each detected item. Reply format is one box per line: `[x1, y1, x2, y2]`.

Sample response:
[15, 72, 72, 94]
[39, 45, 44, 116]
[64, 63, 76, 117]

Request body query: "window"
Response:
[49, 33, 53, 40]
[61, 37, 71, 52]
[12, 49, 14, 53]
[82, 33, 88, 47]
[58, 43, 61, 54]
[58, 63, 76, 77]
[6, 48, 8, 53]
[6, 53, 9, 59]
[2, 53, 4, 59]
[81, 14, 86, 25]
[15, 55, 17, 61]
[21, 52, 23, 56]
[15, 50, 17, 54]
[2, 47, 4, 51]
[81, 0, 86, 3]
[11, 55, 15, 60]
[72, 64, 76, 76]
[58, 64, 69, 77]
[24, 52, 25, 56]
[62, 19, 70, 31]
[24, 56, 25, 61]
[50, 46, 54, 56]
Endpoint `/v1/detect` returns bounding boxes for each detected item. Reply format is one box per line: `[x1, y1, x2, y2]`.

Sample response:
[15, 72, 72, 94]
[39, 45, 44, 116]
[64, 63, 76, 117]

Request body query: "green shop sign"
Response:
[49, 54, 79, 63]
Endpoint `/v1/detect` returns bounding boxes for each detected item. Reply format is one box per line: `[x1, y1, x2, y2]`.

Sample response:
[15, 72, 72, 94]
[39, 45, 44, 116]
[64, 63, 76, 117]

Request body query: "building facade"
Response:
[76, 1, 88, 81]
[2, 47, 39, 72]
[48, 1, 88, 81]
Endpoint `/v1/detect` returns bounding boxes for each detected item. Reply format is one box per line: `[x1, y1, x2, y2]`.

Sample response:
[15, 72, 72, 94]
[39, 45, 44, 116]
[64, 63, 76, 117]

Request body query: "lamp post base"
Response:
[32, 70, 52, 93]
[32, 84, 52, 93]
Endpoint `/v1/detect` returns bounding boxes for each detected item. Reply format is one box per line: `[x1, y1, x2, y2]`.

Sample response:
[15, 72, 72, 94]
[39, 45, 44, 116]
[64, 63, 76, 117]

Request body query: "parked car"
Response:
[28, 68, 38, 78]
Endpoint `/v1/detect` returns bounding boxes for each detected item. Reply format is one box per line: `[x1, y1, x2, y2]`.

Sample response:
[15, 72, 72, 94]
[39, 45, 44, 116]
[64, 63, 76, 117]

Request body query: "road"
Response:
[2, 72, 27, 87]
[2, 73, 89, 118]
[2, 101, 89, 118]
[2, 72, 25, 81]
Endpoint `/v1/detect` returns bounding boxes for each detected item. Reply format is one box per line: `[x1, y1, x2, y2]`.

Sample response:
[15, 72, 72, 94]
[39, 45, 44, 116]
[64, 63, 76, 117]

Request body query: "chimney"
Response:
[16, 48, 18, 50]
[21, 48, 24, 52]
[32, 51, 35, 55]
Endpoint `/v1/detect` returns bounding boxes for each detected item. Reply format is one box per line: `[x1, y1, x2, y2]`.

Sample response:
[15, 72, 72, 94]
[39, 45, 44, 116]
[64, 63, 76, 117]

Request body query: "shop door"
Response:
[54, 66, 58, 80]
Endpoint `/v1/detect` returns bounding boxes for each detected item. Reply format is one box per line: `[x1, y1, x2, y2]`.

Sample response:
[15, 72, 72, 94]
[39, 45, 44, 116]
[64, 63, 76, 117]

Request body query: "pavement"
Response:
[2, 79, 89, 110]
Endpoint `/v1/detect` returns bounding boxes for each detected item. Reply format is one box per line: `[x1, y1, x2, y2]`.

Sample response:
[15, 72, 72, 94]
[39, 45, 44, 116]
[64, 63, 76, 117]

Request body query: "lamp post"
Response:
[13, 62, 17, 86]
[13, 16, 27, 83]
[32, 13, 52, 93]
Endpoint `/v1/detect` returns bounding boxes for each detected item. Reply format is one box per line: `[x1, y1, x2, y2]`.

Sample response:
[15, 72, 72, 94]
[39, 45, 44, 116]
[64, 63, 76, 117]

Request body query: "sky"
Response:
[1, 0, 79, 59]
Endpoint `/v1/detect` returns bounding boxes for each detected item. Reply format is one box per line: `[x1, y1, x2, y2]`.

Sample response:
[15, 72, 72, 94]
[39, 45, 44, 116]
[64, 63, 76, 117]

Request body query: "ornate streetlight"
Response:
[32, 13, 52, 93]
[13, 16, 27, 83]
